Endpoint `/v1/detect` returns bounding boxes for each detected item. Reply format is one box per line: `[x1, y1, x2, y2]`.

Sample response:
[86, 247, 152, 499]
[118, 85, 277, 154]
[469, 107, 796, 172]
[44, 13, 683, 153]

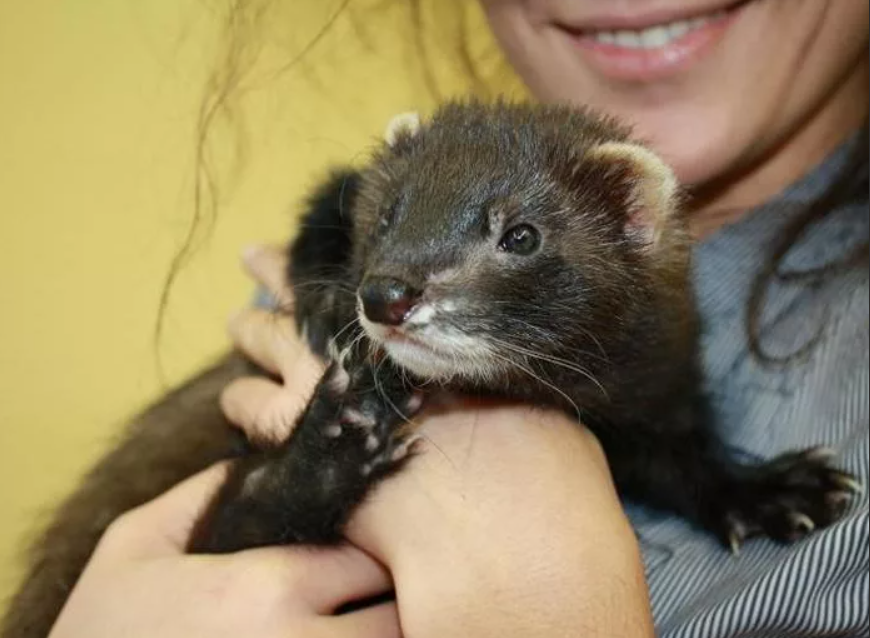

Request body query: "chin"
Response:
[384, 339, 501, 383]
[381, 339, 460, 379]
[623, 107, 742, 187]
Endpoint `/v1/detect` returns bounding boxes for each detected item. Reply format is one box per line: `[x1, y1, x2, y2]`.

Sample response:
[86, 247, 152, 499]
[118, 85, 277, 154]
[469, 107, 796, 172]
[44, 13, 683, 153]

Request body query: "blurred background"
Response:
[0, 0, 522, 605]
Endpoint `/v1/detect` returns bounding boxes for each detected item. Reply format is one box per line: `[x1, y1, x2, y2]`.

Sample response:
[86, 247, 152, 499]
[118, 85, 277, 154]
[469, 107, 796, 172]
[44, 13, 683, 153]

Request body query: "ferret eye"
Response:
[498, 224, 540, 255]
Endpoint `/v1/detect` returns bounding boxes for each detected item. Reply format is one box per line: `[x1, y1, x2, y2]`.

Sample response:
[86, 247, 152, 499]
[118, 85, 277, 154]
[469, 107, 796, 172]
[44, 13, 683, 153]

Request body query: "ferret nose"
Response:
[359, 277, 421, 326]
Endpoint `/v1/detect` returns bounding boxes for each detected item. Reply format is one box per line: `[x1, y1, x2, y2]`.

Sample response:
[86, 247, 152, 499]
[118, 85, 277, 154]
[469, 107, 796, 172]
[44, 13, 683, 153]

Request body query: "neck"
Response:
[688, 54, 869, 240]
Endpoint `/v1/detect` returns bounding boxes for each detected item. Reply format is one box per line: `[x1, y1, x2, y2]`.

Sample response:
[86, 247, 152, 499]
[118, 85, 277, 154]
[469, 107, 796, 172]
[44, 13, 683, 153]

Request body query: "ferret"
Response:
[2, 100, 859, 638]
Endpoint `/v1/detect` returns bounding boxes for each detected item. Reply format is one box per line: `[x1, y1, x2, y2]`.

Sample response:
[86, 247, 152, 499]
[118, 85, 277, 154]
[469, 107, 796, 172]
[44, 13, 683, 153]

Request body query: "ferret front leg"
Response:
[602, 425, 861, 552]
[701, 446, 861, 552]
[188, 343, 424, 553]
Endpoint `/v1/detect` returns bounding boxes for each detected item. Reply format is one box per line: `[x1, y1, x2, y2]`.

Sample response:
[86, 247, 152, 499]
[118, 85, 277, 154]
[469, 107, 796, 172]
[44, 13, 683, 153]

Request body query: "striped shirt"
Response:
[628, 137, 869, 637]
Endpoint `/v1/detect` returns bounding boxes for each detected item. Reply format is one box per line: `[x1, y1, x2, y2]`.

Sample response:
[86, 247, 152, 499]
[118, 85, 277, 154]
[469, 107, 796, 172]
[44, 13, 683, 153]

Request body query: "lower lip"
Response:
[561, 9, 742, 82]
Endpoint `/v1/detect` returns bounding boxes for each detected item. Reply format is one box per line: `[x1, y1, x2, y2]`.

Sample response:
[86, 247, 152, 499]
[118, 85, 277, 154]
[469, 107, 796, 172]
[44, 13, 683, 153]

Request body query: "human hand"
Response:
[350, 399, 654, 638]
[219, 245, 325, 445]
[223, 245, 654, 638]
[48, 462, 401, 638]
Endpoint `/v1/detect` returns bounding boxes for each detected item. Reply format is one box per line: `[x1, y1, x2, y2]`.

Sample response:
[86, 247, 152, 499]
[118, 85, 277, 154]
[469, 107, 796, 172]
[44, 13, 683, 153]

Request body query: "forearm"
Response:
[349, 401, 655, 638]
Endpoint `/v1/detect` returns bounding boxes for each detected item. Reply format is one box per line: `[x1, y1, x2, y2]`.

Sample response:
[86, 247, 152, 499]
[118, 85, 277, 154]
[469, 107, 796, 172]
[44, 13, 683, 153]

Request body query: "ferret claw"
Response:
[390, 444, 410, 462]
[323, 424, 343, 438]
[789, 512, 815, 535]
[389, 435, 422, 462]
[729, 531, 743, 557]
[826, 490, 852, 508]
[726, 514, 747, 557]
[404, 392, 425, 415]
[327, 364, 351, 394]
[831, 473, 864, 495]
[341, 407, 377, 429]
[365, 434, 379, 451]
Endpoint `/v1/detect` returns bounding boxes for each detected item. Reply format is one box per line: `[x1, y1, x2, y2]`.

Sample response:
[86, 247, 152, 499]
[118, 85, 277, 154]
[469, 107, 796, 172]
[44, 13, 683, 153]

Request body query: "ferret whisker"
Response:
[287, 306, 348, 323]
[345, 330, 368, 366]
[488, 350, 582, 420]
[506, 317, 610, 365]
[331, 316, 362, 348]
[487, 336, 609, 401]
[290, 280, 357, 295]
[419, 430, 457, 470]
[372, 355, 413, 426]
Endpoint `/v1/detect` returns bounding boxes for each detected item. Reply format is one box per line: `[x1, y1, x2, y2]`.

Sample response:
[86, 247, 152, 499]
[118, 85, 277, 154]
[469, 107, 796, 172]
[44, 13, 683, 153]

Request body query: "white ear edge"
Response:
[588, 141, 680, 248]
[384, 111, 421, 146]
[591, 141, 678, 214]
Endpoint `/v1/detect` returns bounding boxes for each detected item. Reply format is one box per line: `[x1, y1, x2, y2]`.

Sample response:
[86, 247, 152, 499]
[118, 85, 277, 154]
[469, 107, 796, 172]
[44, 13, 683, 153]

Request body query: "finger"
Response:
[220, 377, 313, 445]
[301, 547, 394, 616]
[326, 602, 402, 638]
[228, 307, 316, 378]
[242, 244, 293, 309]
[303, 548, 394, 615]
[251, 544, 394, 615]
[102, 462, 231, 558]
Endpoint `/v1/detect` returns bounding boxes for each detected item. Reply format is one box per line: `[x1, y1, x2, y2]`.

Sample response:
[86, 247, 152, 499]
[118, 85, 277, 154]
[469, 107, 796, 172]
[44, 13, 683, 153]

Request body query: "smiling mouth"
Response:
[556, 0, 754, 81]
[582, 9, 728, 49]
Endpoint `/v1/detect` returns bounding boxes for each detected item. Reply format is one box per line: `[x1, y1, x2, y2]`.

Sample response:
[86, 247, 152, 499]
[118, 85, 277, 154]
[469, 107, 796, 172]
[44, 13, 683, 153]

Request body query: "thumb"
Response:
[102, 462, 232, 558]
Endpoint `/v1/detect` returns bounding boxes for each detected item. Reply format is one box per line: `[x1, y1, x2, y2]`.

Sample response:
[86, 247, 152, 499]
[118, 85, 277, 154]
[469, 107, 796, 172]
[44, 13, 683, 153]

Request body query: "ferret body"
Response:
[2, 100, 858, 637]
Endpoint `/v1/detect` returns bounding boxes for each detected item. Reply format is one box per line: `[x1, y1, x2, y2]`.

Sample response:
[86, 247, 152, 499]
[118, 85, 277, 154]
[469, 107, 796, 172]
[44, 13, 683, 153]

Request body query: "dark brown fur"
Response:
[1, 100, 858, 637]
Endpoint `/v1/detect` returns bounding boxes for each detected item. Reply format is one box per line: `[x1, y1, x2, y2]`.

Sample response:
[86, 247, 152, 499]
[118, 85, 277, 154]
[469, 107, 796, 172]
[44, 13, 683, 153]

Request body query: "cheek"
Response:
[632, 0, 869, 186]
[479, 0, 560, 97]
[479, 0, 868, 189]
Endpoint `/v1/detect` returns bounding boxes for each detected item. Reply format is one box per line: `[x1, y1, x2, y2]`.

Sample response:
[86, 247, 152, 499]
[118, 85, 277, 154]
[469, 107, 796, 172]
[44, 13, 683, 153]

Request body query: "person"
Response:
[48, 0, 869, 636]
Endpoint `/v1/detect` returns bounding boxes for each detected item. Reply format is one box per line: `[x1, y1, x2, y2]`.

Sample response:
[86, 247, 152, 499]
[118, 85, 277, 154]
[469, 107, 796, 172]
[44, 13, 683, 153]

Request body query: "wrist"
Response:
[349, 401, 654, 637]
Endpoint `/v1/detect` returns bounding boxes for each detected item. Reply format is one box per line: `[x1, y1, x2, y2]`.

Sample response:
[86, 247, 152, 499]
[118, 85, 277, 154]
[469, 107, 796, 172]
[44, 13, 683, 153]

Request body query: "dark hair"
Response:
[160, 0, 868, 367]
[747, 124, 869, 365]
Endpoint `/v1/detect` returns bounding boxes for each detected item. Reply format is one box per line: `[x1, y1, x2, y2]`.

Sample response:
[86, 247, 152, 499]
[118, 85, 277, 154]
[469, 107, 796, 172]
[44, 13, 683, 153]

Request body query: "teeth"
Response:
[614, 30, 642, 48]
[641, 26, 671, 48]
[592, 11, 725, 49]
[668, 21, 690, 39]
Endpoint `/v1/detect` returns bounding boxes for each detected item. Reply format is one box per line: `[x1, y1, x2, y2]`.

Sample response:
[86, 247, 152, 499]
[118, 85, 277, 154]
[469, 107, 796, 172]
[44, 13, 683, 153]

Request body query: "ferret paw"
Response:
[719, 446, 861, 554]
[327, 388, 426, 477]
[313, 341, 427, 478]
[360, 430, 425, 478]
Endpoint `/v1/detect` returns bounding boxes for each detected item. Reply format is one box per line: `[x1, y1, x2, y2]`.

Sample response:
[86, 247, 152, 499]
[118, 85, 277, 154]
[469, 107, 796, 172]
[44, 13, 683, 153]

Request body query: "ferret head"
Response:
[352, 100, 690, 386]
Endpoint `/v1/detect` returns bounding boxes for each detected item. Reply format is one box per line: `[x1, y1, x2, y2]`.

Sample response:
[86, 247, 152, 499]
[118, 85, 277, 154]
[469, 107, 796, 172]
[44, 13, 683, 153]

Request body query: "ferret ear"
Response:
[585, 141, 682, 250]
[384, 112, 421, 148]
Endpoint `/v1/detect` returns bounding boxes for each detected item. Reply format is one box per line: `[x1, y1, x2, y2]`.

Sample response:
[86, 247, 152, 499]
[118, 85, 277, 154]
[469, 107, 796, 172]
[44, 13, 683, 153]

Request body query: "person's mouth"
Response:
[554, 0, 755, 82]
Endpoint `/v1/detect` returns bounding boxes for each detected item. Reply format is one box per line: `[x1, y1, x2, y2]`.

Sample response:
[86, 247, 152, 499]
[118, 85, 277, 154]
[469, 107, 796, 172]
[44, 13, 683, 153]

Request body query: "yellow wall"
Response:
[0, 0, 520, 608]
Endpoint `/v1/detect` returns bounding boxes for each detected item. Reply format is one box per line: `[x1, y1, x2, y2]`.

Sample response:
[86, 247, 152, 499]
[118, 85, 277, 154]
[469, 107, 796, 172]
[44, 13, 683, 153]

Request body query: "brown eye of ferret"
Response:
[498, 224, 540, 255]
